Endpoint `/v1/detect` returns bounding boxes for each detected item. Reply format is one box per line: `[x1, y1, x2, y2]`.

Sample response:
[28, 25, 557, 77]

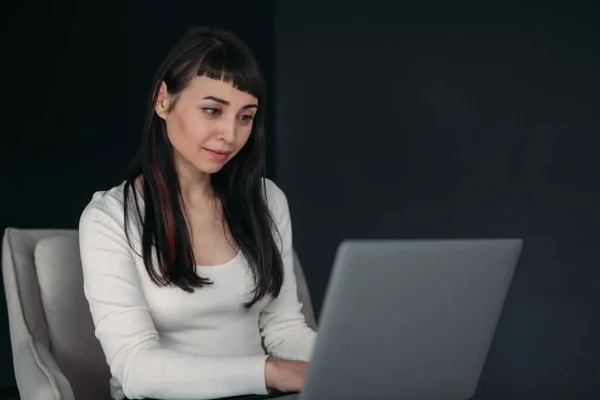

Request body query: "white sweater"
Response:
[79, 179, 316, 400]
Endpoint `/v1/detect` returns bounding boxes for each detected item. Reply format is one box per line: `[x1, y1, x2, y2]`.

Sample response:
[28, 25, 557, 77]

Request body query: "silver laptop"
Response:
[300, 239, 523, 400]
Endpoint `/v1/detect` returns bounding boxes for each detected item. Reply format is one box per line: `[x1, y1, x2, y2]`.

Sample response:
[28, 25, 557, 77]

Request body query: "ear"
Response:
[155, 81, 171, 120]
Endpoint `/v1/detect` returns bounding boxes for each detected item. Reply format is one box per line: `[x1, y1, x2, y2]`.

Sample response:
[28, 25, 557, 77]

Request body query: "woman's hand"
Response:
[264, 357, 309, 393]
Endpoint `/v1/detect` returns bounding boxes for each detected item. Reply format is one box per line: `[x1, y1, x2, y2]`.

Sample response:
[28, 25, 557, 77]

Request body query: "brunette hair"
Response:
[122, 27, 282, 309]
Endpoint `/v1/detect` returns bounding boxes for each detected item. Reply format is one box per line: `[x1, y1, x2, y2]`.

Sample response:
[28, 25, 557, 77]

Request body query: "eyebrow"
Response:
[203, 95, 258, 110]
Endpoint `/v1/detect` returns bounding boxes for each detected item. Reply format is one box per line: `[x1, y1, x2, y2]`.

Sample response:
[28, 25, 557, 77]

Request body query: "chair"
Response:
[2, 228, 317, 400]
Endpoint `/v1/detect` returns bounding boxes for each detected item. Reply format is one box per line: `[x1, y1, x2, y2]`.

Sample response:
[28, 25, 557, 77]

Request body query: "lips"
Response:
[205, 149, 230, 155]
[204, 148, 231, 161]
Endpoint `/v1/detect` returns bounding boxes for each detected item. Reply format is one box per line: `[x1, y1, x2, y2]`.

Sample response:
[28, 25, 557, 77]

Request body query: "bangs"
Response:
[195, 42, 263, 99]
[160, 29, 265, 104]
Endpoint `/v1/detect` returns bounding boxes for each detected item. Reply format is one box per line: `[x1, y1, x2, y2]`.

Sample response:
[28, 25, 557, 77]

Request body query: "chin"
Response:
[196, 162, 227, 175]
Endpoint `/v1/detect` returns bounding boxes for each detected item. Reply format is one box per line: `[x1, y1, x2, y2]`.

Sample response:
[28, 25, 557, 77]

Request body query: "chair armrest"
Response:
[13, 336, 75, 400]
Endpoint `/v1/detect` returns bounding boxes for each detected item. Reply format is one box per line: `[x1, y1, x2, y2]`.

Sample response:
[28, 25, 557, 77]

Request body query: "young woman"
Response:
[79, 27, 316, 400]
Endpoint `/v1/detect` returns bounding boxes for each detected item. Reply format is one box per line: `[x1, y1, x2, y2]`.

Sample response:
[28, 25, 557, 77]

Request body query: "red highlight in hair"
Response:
[151, 131, 176, 270]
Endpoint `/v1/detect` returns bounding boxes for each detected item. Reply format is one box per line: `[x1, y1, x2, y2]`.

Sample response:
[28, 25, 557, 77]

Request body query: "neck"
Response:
[174, 156, 213, 206]
[179, 173, 212, 205]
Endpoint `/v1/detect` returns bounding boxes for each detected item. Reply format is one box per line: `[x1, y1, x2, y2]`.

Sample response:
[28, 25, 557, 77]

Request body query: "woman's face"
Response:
[155, 75, 258, 176]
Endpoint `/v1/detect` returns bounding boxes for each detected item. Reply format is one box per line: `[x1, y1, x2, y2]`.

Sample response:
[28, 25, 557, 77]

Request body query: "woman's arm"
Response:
[258, 180, 317, 361]
[79, 194, 269, 400]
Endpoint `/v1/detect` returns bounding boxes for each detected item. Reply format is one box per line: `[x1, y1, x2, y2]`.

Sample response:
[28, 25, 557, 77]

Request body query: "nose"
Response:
[217, 117, 237, 144]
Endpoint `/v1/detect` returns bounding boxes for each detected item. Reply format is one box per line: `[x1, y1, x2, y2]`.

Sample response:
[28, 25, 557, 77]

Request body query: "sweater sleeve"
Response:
[258, 180, 317, 361]
[79, 194, 269, 400]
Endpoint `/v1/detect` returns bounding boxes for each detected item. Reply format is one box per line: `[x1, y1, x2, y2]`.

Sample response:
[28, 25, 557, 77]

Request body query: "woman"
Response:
[79, 27, 316, 400]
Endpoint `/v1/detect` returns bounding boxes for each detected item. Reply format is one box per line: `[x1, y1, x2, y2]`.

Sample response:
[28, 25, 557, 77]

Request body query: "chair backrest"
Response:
[3, 228, 316, 399]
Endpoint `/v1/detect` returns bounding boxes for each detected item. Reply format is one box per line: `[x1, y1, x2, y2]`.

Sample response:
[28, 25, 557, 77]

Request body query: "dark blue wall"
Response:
[274, 3, 600, 399]
[0, 0, 274, 392]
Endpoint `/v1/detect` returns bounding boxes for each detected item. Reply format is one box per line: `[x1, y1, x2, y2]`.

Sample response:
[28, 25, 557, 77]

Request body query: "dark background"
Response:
[0, 0, 275, 394]
[275, 3, 600, 399]
[2, 1, 599, 399]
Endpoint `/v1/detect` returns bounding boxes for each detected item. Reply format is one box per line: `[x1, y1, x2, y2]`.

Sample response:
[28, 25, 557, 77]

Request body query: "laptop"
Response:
[298, 238, 523, 400]
[226, 238, 522, 400]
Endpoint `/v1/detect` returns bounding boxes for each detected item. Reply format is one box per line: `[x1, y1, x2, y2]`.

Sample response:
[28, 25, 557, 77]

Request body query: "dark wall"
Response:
[0, 0, 274, 390]
[275, 3, 600, 399]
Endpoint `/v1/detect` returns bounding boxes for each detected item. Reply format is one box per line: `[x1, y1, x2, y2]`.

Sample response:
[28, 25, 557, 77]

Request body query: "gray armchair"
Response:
[2, 228, 317, 400]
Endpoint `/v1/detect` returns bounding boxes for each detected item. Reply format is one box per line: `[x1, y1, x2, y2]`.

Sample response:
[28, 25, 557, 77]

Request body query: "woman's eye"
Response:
[203, 108, 221, 116]
[240, 114, 254, 123]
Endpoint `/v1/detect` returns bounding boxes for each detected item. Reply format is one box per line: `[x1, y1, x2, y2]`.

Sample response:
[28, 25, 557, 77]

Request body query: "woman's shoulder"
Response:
[262, 178, 292, 224]
[79, 181, 132, 229]
[262, 177, 289, 209]
[83, 180, 128, 210]
[262, 177, 286, 201]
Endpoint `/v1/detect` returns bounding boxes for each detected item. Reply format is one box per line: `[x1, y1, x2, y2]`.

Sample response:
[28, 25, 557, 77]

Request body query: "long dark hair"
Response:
[122, 27, 283, 309]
